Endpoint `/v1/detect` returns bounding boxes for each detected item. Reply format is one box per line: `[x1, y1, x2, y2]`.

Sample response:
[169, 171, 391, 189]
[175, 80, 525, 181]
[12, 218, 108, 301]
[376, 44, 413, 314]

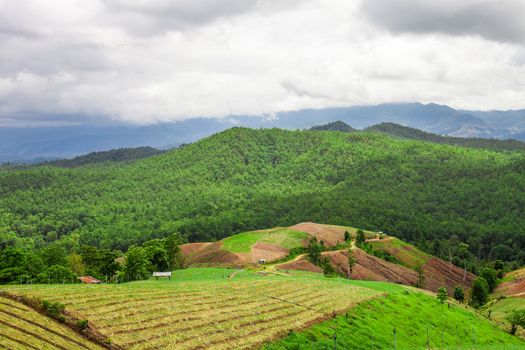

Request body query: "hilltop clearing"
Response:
[182, 223, 475, 294]
[182, 223, 376, 266]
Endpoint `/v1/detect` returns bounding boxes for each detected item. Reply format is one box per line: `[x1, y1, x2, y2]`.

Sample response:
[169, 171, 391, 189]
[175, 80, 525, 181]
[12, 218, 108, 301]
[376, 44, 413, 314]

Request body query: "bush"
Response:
[506, 309, 525, 335]
[470, 277, 489, 308]
[42, 300, 65, 322]
[437, 287, 448, 304]
[76, 319, 89, 331]
[321, 257, 336, 277]
[480, 267, 498, 292]
[356, 230, 366, 246]
[453, 286, 465, 303]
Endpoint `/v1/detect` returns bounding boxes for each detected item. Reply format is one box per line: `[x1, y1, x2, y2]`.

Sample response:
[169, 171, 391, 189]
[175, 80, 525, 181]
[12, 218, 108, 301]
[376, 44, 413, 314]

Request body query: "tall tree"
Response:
[123, 246, 149, 281]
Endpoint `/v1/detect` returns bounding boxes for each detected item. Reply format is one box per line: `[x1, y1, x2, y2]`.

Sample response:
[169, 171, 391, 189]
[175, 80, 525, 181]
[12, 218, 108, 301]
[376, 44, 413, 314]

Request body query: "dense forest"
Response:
[1, 127, 524, 281]
[45, 146, 165, 167]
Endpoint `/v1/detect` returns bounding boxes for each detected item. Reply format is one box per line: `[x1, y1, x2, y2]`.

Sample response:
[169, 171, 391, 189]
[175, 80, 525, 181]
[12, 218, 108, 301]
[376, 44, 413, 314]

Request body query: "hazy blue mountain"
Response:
[2, 103, 525, 163]
[364, 122, 525, 152]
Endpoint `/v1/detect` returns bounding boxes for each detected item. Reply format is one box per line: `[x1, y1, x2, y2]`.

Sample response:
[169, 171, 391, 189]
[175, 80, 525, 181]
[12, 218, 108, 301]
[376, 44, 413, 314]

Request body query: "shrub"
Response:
[453, 286, 465, 303]
[470, 277, 489, 308]
[506, 309, 525, 335]
[437, 287, 448, 304]
[356, 230, 366, 246]
[76, 319, 89, 331]
[42, 300, 65, 322]
[480, 267, 498, 292]
[321, 257, 336, 277]
[306, 238, 323, 265]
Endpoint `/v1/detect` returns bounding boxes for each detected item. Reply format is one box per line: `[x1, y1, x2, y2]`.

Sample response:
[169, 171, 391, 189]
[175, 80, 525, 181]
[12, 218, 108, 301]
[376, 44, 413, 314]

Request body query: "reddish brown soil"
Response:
[183, 242, 246, 265]
[183, 241, 288, 266]
[289, 222, 346, 246]
[496, 269, 525, 297]
[180, 242, 212, 255]
[278, 249, 474, 294]
[278, 259, 323, 273]
[251, 242, 289, 262]
[324, 249, 419, 285]
[421, 258, 475, 295]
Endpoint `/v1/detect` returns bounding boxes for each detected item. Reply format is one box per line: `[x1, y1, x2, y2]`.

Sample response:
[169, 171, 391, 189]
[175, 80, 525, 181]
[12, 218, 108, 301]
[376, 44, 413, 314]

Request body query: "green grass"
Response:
[1, 268, 380, 350]
[221, 228, 308, 253]
[263, 285, 524, 350]
[168, 267, 244, 280]
[486, 297, 525, 338]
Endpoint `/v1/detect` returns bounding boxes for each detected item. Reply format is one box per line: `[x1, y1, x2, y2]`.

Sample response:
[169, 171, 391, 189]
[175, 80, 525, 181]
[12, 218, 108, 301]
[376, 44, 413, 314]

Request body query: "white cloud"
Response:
[0, 0, 525, 126]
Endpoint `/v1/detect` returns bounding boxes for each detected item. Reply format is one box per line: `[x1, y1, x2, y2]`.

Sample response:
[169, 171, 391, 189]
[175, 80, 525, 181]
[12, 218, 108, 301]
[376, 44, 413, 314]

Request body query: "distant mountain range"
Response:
[2, 102, 525, 163]
[310, 121, 525, 152]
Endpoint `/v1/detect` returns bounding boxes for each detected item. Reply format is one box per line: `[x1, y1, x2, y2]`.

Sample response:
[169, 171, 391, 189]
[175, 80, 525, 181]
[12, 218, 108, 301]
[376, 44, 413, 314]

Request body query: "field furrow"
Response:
[1, 269, 380, 350]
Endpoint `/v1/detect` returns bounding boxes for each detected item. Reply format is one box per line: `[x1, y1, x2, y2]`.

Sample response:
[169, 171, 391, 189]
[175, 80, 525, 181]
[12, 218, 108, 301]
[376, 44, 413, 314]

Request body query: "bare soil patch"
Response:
[251, 242, 289, 262]
[289, 222, 345, 246]
[422, 258, 476, 294]
[496, 268, 525, 297]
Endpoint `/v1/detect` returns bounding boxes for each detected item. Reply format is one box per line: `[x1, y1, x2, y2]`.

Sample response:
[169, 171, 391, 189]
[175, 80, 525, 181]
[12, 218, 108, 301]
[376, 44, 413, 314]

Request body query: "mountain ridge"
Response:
[3, 102, 525, 163]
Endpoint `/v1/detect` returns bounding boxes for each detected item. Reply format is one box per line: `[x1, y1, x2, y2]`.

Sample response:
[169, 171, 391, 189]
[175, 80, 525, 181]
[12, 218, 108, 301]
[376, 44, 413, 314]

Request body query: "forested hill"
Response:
[365, 122, 525, 152]
[309, 121, 357, 132]
[1, 127, 524, 269]
[44, 146, 164, 167]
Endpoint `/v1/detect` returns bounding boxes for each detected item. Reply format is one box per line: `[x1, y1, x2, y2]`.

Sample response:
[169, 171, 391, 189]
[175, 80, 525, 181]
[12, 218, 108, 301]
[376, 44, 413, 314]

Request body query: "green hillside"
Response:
[1, 127, 525, 280]
[309, 120, 357, 132]
[264, 281, 524, 350]
[45, 146, 164, 167]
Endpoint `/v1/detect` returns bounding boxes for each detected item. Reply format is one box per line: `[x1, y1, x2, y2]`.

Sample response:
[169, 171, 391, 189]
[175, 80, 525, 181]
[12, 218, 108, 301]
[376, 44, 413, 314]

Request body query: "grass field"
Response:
[368, 237, 431, 268]
[0, 296, 103, 350]
[2, 268, 523, 350]
[1, 268, 380, 350]
[263, 285, 525, 350]
[221, 228, 309, 253]
[486, 297, 525, 339]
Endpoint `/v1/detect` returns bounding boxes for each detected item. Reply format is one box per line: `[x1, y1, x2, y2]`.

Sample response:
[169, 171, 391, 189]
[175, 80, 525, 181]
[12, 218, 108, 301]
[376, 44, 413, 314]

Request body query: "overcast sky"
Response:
[1, 0, 525, 126]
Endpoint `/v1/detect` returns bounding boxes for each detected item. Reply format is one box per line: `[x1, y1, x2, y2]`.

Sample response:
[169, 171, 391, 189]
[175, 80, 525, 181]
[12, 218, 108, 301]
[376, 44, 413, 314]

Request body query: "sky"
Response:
[1, 0, 525, 126]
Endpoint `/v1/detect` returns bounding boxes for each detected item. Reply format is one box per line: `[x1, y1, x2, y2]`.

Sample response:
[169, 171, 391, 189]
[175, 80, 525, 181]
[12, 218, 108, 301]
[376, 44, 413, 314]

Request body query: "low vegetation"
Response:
[221, 228, 308, 253]
[0, 296, 103, 349]
[263, 282, 524, 350]
[1, 268, 381, 349]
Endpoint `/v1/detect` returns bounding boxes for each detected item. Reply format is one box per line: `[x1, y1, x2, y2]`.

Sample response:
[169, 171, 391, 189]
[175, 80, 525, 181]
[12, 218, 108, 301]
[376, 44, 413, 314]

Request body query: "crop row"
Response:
[2, 276, 379, 349]
[0, 297, 102, 350]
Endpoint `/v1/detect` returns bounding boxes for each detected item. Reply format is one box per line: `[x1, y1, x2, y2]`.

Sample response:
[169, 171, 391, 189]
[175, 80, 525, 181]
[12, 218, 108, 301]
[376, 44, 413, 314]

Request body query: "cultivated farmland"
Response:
[0, 296, 103, 350]
[1, 268, 380, 350]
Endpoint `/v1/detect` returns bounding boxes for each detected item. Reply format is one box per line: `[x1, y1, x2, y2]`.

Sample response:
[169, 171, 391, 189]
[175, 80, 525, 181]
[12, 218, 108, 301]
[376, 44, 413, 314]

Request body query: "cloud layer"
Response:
[1, 0, 525, 126]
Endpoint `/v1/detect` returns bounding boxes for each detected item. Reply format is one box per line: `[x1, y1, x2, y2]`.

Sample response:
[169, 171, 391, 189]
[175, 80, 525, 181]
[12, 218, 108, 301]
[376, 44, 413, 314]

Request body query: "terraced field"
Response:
[0, 296, 103, 350]
[1, 268, 380, 350]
